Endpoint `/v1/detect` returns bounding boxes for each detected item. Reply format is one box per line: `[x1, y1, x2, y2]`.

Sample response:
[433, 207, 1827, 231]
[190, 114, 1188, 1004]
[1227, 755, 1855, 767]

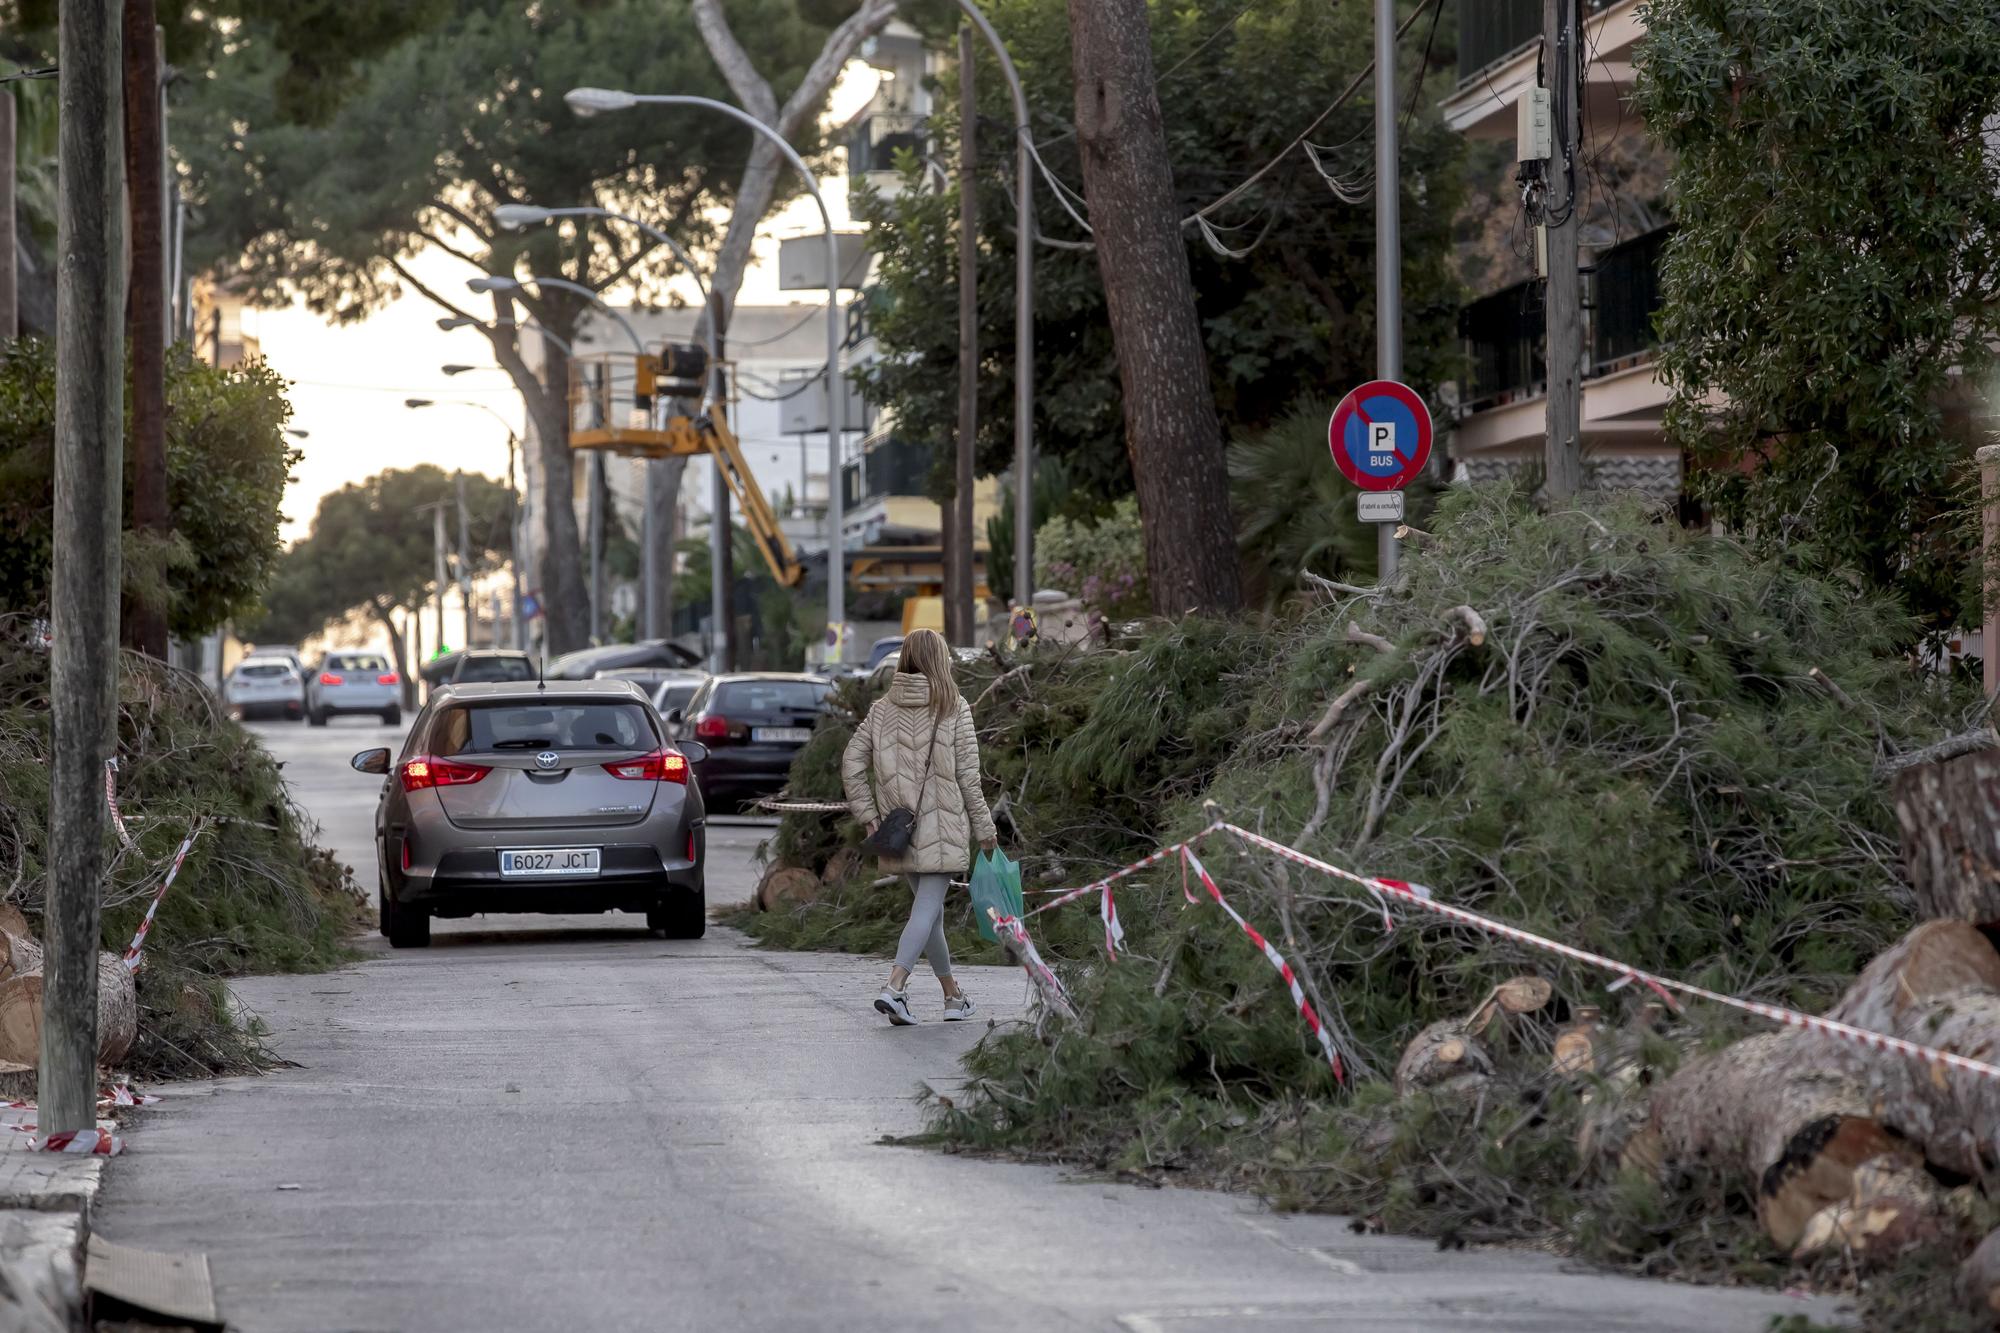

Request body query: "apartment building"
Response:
[1442, 0, 1680, 503]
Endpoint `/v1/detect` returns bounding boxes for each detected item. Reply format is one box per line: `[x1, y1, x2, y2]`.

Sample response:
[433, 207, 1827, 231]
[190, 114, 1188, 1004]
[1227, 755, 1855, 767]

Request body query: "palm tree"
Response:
[1229, 400, 1391, 609]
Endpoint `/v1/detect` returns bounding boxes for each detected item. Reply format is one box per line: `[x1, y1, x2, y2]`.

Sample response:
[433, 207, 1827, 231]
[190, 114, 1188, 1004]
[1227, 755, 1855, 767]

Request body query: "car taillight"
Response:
[600, 749, 688, 784]
[694, 715, 729, 742]
[377, 672, 400, 685]
[400, 755, 491, 792]
[319, 672, 344, 686]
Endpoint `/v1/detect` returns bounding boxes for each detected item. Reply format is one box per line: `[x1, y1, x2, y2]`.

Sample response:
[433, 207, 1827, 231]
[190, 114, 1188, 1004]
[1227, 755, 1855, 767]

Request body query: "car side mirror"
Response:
[351, 747, 391, 775]
[677, 740, 709, 764]
[666, 707, 684, 725]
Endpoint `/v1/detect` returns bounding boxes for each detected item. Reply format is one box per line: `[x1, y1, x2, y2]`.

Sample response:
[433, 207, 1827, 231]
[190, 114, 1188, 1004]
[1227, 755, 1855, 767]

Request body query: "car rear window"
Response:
[656, 682, 701, 713]
[455, 657, 533, 683]
[330, 654, 390, 673]
[237, 662, 292, 679]
[429, 701, 659, 756]
[714, 680, 829, 714]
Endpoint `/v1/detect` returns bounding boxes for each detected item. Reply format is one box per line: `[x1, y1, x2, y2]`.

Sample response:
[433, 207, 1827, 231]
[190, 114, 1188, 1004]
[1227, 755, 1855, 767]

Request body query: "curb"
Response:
[0, 1146, 108, 1332]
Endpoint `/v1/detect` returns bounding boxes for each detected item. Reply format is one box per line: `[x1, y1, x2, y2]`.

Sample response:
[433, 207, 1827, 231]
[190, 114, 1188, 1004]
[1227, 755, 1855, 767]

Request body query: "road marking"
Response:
[1235, 1215, 1367, 1276]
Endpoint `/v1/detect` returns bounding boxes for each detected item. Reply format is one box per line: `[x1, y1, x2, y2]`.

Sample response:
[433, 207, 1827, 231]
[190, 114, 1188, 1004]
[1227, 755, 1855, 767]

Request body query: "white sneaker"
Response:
[874, 988, 916, 1026]
[942, 994, 976, 1022]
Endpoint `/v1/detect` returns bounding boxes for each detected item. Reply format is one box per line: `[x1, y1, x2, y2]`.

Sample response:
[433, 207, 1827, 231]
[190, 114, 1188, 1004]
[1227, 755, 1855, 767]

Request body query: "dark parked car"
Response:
[419, 650, 537, 687]
[674, 673, 832, 809]
[350, 679, 710, 948]
[546, 640, 701, 680]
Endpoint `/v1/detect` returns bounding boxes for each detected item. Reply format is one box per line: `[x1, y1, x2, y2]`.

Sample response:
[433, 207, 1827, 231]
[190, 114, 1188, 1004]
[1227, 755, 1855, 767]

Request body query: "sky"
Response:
[260, 63, 881, 544]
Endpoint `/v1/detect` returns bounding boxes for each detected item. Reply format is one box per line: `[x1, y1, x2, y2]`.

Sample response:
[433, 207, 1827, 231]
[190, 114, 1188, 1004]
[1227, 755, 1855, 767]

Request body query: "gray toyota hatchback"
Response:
[351, 679, 708, 948]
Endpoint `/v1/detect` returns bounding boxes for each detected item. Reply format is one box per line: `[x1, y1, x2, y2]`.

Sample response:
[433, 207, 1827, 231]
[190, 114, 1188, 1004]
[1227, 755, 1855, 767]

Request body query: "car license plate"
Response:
[753, 727, 811, 744]
[499, 848, 601, 877]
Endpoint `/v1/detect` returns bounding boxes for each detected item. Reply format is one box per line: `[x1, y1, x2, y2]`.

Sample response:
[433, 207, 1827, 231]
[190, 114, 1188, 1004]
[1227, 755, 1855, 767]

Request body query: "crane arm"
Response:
[699, 402, 806, 589]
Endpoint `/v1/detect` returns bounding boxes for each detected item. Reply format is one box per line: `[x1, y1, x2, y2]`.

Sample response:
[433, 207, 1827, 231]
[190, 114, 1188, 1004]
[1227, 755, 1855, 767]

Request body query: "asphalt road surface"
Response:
[91, 718, 1843, 1332]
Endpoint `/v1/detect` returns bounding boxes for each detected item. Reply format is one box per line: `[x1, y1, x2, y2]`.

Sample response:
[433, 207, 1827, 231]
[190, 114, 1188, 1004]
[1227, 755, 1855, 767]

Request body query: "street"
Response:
[78, 720, 1837, 1332]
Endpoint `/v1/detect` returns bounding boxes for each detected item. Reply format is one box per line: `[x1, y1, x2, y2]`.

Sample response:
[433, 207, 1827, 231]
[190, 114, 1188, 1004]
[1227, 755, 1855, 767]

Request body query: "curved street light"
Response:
[565, 86, 849, 653]
[494, 201, 719, 644]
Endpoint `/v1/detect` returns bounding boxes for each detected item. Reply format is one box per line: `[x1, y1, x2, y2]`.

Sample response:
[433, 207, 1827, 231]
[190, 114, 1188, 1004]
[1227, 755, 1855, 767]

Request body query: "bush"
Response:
[0, 618, 363, 1077]
[1035, 497, 1147, 617]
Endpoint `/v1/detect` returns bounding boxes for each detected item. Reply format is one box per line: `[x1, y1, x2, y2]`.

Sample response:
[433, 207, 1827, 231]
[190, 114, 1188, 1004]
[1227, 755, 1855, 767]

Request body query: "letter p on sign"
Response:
[1368, 421, 1396, 466]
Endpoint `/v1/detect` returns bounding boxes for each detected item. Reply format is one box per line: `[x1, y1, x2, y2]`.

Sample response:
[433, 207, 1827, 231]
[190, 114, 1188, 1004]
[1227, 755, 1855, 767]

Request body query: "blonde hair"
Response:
[898, 628, 960, 722]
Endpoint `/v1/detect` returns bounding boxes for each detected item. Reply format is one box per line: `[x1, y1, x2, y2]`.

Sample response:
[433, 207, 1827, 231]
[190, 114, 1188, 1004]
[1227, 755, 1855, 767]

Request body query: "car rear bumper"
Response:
[394, 839, 702, 917]
[316, 688, 399, 713]
[231, 697, 302, 718]
[693, 749, 802, 799]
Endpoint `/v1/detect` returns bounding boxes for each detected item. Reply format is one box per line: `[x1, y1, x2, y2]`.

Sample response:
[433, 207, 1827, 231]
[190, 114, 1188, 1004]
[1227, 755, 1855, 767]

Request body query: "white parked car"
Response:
[225, 658, 305, 721]
[306, 650, 403, 727]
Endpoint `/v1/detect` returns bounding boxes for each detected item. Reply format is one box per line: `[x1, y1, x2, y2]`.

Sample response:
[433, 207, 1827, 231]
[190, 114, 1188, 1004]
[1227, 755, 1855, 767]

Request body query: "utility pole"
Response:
[1542, 0, 1584, 499]
[46, 0, 126, 1137]
[587, 454, 606, 643]
[433, 504, 448, 657]
[949, 23, 979, 647]
[122, 1, 170, 658]
[0, 89, 15, 340]
[1373, 0, 1402, 583]
[455, 471, 474, 649]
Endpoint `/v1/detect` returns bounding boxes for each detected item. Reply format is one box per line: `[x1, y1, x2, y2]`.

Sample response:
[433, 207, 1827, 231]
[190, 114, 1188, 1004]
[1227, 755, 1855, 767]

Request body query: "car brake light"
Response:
[377, 672, 400, 685]
[601, 749, 689, 783]
[400, 755, 491, 792]
[319, 672, 345, 686]
[694, 715, 729, 742]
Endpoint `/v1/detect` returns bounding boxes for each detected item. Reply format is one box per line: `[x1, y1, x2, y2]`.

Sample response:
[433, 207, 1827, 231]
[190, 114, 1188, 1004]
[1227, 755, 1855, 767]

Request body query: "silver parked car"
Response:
[307, 650, 403, 727]
[350, 679, 709, 948]
[225, 657, 305, 721]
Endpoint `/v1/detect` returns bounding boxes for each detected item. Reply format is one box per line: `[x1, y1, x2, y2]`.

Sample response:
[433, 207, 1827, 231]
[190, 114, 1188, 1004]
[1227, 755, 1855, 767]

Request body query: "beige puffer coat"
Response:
[841, 672, 997, 874]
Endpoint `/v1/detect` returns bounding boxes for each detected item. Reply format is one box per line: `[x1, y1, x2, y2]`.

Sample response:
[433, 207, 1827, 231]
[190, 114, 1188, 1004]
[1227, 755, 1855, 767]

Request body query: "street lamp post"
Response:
[469, 274, 644, 647]
[565, 87, 848, 661]
[493, 203, 721, 653]
[405, 396, 531, 651]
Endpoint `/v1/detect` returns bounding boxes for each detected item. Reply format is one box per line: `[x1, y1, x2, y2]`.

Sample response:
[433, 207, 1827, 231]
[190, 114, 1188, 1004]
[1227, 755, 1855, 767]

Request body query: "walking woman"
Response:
[841, 628, 997, 1025]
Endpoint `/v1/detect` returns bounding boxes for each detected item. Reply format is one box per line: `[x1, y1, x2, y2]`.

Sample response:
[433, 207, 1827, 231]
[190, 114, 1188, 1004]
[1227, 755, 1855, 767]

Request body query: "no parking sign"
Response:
[1328, 380, 1433, 493]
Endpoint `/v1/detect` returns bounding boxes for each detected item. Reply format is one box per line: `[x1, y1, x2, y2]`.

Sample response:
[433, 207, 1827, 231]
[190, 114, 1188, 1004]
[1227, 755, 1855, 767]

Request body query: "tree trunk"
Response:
[0, 91, 16, 341]
[0, 952, 136, 1069]
[369, 600, 414, 709]
[1066, 0, 1241, 617]
[490, 301, 588, 656]
[644, 456, 685, 641]
[0, 930, 43, 983]
[121, 0, 169, 659]
[1639, 1031, 1940, 1259]
[47, 0, 126, 1138]
[1894, 752, 2000, 927]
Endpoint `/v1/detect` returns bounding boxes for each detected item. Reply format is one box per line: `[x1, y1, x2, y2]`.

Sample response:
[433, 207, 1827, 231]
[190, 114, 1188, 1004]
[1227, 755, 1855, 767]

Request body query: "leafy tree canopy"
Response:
[1636, 0, 2000, 630]
[857, 0, 1464, 510]
[177, 0, 850, 326]
[249, 465, 514, 651]
[0, 339, 296, 638]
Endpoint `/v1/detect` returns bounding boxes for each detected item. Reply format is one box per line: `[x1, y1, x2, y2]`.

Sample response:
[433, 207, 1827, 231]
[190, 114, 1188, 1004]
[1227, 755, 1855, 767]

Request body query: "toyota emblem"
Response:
[535, 751, 559, 770]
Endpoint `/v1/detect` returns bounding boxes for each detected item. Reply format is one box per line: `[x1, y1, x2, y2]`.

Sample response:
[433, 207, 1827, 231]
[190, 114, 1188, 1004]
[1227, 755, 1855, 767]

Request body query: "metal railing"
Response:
[1461, 279, 1547, 409]
[1591, 227, 1671, 373]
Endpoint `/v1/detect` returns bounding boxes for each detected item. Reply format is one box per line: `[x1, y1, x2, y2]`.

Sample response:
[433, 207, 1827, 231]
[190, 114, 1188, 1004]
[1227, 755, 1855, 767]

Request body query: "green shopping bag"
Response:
[969, 848, 1024, 943]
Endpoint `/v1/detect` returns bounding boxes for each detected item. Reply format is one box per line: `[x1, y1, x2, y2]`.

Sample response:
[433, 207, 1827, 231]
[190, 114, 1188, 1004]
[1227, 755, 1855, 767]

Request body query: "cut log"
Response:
[820, 847, 863, 887]
[1644, 1031, 1936, 1257]
[1394, 1019, 1492, 1099]
[0, 931, 42, 984]
[0, 903, 29, 937]
[0, 1059, 32, 1101]
[755, 867, 822, 913]
[0, 953, 136, 1068]
[1958, 1226, 2000, 1323]
[1894, 752, 2000, 927]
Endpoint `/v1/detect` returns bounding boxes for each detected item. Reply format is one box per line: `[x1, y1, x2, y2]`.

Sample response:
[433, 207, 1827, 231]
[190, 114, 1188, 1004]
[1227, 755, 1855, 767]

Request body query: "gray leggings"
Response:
[894, 873, 953, 979]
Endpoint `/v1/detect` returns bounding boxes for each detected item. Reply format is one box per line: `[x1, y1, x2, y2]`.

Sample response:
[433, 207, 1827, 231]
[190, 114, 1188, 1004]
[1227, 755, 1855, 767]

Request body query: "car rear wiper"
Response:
[491, 738, 557, 749]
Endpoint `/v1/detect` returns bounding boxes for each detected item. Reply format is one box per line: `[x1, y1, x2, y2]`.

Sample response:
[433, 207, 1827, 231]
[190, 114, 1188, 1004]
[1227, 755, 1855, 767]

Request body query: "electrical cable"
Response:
[1155, 0, 1264, 87]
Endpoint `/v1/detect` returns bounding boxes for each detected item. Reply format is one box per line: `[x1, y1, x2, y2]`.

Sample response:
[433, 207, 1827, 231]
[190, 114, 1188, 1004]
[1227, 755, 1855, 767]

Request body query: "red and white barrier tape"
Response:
[757, 799, 851, 813]
[121, 825, 200, 973]
[105, 759, 136, 850]
[1181, 846, 1345, 1081]
[1030, 822, 2000, 1087]
[0, 1087, 160, 1113]
[31, 1128, 121, 1156]
[989, 910, 1077, 1019]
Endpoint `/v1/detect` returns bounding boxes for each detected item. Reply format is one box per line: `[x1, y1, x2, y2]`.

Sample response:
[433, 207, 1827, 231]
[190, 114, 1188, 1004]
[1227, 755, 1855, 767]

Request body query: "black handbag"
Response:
[861, 715, 939, 857]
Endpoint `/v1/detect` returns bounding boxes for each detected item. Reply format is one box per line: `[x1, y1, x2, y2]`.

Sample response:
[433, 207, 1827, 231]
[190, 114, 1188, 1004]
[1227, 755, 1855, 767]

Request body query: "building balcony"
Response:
[847, 112, 927, 206]
[1456, 227, 1674, 461]
[1442, 0, 1642, 138]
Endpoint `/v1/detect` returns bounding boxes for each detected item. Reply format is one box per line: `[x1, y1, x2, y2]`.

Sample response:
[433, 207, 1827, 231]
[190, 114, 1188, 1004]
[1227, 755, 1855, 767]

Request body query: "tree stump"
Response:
[1895, 752, 2000, 926]
[0, 1060, 32, 1101]
[0, 931, 41, 985]
[755, 866, 822, 913]
[0, 903, 29, 938]
[0, 952, 136, 1068]
[820, 847, 863, 887]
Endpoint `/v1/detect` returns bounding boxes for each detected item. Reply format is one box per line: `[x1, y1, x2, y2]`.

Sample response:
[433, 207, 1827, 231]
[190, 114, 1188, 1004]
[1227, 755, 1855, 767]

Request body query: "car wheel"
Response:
[648, 889, 706, 940]
[383, 891, 431, 948]
[376, 882, 391, 938]
[382, 708, 401, 726]
[308, 707, 326, 728]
